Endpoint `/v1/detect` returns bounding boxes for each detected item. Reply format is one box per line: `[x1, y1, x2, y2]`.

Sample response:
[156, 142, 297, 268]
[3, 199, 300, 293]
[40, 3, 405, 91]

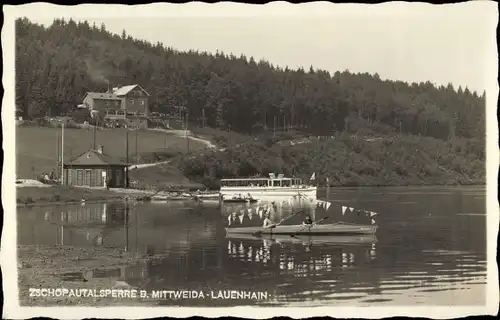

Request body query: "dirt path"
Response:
[127, 129, 217, 172]
[148, 128, 217, 149]
[128, 160, 171, 170]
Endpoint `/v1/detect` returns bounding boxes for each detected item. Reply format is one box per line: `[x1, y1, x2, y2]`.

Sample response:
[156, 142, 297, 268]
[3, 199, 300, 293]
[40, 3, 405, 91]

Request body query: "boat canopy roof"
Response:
[221, 174, 301, 182]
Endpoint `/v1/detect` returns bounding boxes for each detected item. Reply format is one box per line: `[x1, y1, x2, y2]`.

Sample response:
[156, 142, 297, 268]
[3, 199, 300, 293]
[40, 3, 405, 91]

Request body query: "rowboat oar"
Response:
[252, 210, 303, 236]
[290, 216, 330, 238]
[268, 210, 304, 229]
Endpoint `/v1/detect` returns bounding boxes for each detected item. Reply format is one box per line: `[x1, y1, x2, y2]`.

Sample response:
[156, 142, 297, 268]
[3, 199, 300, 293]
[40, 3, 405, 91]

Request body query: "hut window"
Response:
[85, 170, 92, 186]
[76, 170, 84, 185]
[115, 169, 122, 186]
[90, 170, 97, 186]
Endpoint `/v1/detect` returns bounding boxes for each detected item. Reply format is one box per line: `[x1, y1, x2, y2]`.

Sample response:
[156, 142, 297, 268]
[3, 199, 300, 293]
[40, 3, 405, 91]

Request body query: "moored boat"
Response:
[194, 192, 220, 200]
[226, 233, 377, 245]
[223, 197, 258, 203]
[220, 173, 317, 199]
[225, 222, 377, 235]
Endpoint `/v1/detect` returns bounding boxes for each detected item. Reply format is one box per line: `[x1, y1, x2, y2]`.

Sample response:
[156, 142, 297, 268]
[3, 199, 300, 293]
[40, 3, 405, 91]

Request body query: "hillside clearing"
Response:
[16, 126, 209, 179]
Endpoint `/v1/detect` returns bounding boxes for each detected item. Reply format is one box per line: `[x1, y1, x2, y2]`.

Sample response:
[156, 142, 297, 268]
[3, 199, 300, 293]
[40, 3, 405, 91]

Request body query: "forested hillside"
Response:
[16, 18, 485, 140]
[177, 133, 485, 188]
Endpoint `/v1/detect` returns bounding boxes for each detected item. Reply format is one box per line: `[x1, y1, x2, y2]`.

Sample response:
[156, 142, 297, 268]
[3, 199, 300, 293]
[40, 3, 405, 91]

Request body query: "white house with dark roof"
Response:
[81, 84, 150, 128]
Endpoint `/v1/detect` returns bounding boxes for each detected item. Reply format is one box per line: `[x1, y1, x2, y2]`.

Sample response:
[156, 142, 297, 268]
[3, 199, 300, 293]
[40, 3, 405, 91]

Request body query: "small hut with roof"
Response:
[62, 145, 128, 188]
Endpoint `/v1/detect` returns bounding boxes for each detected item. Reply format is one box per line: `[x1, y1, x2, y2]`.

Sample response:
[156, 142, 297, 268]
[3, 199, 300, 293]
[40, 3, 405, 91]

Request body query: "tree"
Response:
[15, 17, 485, 142]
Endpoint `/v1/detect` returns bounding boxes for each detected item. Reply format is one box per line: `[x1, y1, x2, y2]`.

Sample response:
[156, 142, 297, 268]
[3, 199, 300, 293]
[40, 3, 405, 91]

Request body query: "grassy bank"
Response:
[16, 186, 126, 206]
[128, 163, 205, 190]
[178, 133, 486, 189]
[18, 245, 159, 306]
[16, 126, 208, 179]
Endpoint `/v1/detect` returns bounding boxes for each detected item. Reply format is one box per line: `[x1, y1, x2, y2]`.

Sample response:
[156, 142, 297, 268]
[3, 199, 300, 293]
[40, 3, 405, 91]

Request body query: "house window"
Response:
[91, 170, 97, 186]
[129, 99, 134, 105]
[115, 101, 120, 107]
[115, 169, 122, 186]
[85, 170, 92, 186]
[67, 169, 73, 185]
[139, 100, 145, 105]
[76, 170, 84, 186]
[117, 111, 125, 116]
[105, 101, 110, 106]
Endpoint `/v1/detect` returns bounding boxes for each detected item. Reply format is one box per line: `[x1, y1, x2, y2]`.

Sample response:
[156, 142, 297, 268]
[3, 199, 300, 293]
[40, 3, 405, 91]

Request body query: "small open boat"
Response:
[225, 222, 377, 235]
[226, 233, 377, 245]
[194, 193, 220, 200]
[223, 198, 258, 203]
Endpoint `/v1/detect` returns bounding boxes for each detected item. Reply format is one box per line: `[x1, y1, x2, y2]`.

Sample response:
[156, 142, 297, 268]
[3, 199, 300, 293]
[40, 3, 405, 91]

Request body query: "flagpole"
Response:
[61, 122, 64, 185]
[126, 128, 129, 188]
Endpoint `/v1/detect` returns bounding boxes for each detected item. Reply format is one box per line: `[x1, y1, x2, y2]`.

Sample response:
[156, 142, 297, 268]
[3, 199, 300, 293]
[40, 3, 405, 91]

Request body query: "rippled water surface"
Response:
[18, 186, 487, 306]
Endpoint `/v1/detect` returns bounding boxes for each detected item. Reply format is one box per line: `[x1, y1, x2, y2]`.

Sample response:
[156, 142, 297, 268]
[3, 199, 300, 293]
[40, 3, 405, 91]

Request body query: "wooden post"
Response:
[93, 115, 97, 149]
[186, 112, 190, 152]
[273, 116, 276, 137]
[135, 125, 138, 164]
[126, 129, 129, 188]
[61, 123, 64, 185]
[56, 131, 60, 179]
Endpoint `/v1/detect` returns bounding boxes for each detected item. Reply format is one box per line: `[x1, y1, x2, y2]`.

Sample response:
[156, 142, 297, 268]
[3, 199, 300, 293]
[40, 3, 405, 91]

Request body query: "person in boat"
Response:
[302, 214, 313, 226]
[229, 212, 239, 227]
[262, 213, 275, 228]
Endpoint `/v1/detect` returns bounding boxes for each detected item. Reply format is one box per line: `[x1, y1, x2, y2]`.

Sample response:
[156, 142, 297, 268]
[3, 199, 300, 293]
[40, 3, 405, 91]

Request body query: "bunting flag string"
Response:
[371, 219, 376, 225]
[316, 200, 333, 210]
[340, 206, 379, 219]
[239, 215, 244, 224]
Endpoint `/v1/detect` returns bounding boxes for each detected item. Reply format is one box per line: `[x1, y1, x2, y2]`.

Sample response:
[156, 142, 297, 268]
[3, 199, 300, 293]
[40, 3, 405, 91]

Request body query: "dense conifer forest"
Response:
[15, 17, 486, 186]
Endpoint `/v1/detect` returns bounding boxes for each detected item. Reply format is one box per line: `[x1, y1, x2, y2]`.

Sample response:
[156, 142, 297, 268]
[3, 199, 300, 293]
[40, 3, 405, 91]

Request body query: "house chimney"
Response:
[97, 144, 104, 154]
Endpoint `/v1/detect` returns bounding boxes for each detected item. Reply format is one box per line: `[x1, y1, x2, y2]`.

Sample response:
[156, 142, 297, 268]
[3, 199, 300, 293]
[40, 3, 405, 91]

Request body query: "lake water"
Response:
[17, 186, 487, 306]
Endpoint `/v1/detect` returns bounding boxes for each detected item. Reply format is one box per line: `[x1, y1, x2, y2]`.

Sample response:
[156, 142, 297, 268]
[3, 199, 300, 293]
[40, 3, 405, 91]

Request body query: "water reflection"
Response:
[226, 235, 377, 272]
[18, 186, 487, 306]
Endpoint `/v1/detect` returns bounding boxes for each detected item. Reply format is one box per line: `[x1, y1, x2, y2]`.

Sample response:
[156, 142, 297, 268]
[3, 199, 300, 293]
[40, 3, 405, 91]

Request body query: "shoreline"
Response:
[17, 244, 162, 306]
[15, 185, 216, 208]
[15, 183, 486, 208]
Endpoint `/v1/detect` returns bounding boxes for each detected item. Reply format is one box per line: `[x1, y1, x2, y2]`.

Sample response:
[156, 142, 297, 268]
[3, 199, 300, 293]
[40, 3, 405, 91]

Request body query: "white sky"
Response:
[6, 2, 499, 94]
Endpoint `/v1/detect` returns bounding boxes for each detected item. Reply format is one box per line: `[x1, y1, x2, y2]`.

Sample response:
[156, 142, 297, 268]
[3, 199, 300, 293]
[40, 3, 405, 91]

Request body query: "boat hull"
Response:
[223, 199, 258, 203]
[225, 223, 377, 235]
[220, 186, 317, 199]
[226, 233, 377, 245]
[195, 193, 220, 200]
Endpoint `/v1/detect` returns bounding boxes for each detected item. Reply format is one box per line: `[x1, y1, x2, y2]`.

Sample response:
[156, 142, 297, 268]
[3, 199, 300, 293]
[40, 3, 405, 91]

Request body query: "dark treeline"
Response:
[16, 17, 485, 141]
[177, 134, 486, 189]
